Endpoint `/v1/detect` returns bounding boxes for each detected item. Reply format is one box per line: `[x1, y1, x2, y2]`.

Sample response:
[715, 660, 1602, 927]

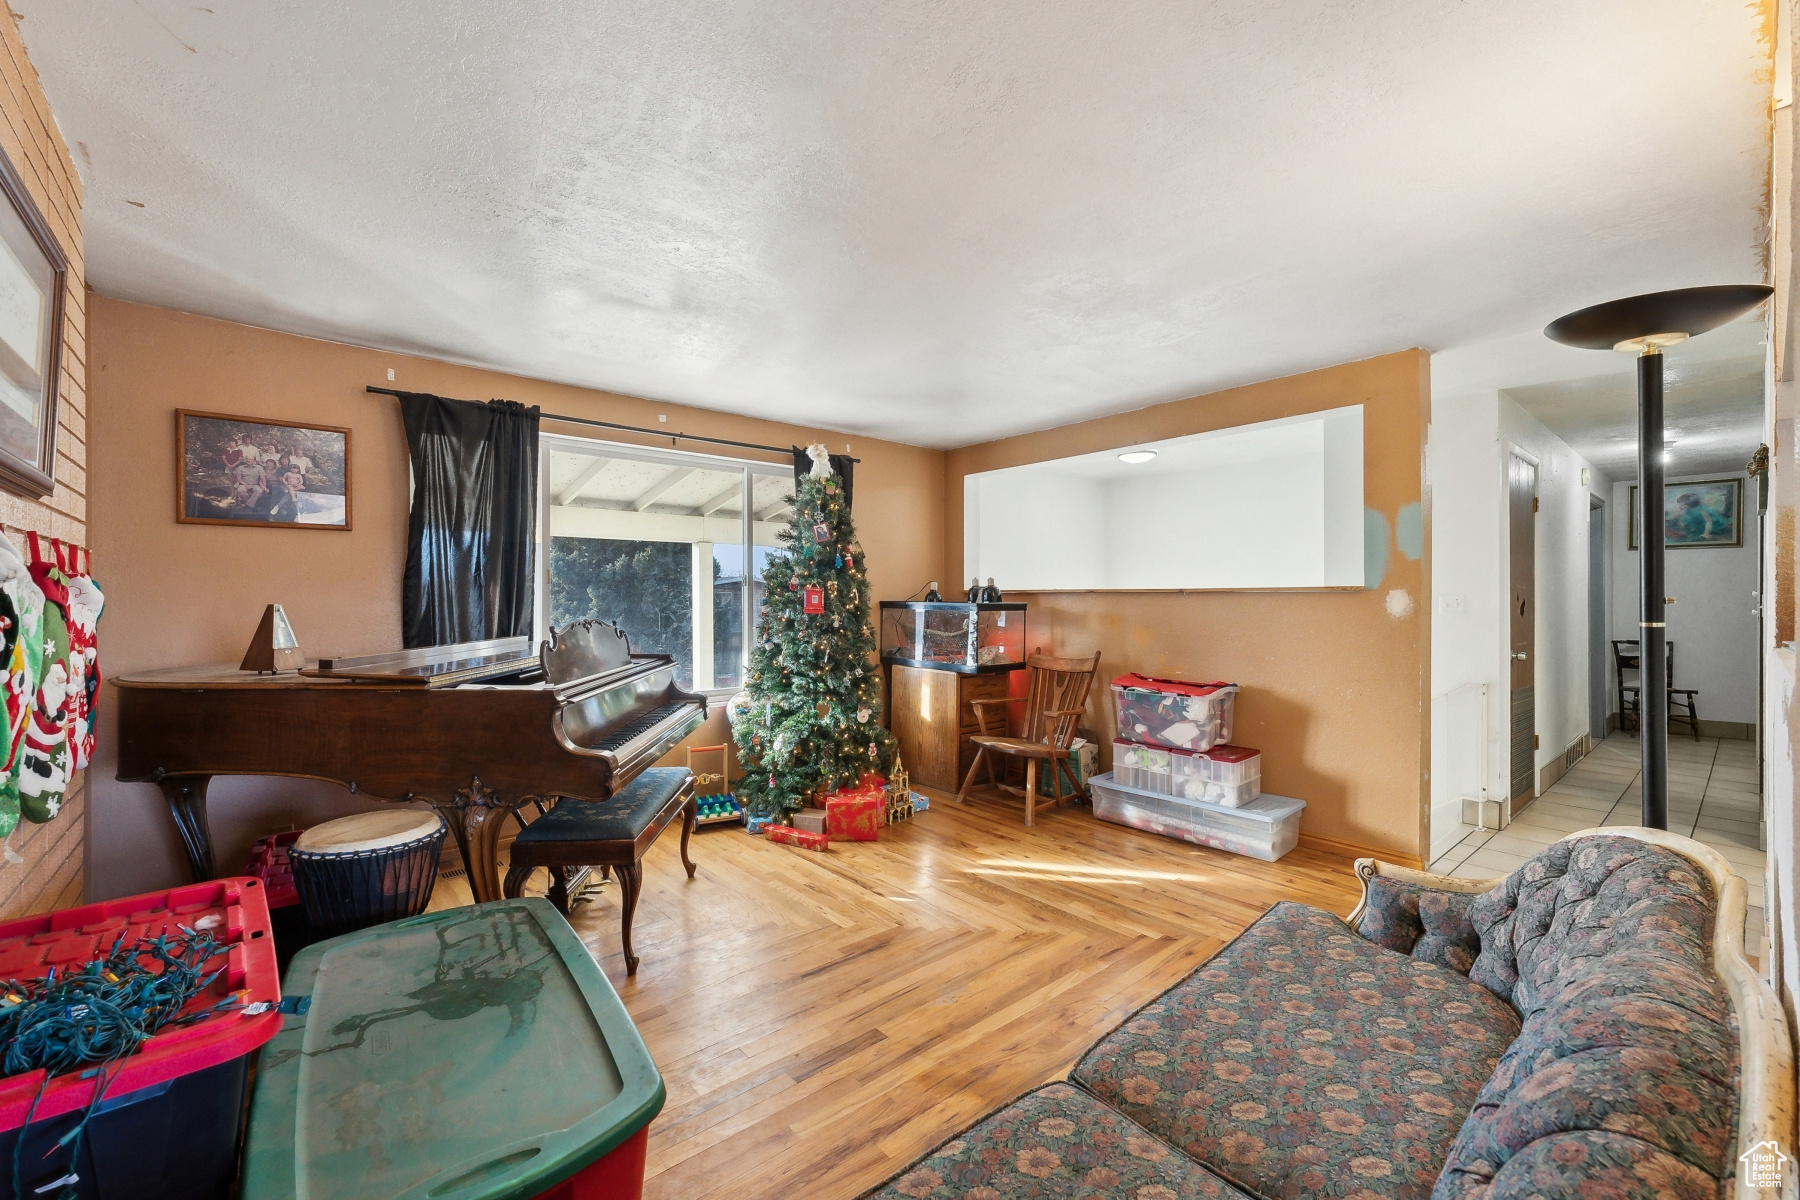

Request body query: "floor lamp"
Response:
[1545, 284, 1771, 829]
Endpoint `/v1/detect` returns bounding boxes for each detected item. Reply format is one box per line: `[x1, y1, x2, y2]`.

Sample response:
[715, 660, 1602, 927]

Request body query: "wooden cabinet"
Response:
[888, 665, 1016, 791]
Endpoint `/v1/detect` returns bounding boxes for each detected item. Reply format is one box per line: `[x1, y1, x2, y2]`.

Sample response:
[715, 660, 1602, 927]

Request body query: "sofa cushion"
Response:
[1436, 836, 1740, 1199]
[1356, 875, 1481, 975]
[1072, 902, 1520, 1200]
[858, 1082, 1254, 1200]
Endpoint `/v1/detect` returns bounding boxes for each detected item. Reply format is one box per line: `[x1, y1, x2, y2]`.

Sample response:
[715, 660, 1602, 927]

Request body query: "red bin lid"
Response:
[1111, 673, 1236, 697]
[1200, 745, 1260, 763]
[0, 877, 282, 1132]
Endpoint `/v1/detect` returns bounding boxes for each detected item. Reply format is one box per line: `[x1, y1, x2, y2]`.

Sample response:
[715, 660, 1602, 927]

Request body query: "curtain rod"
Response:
[364, 386, 860, 463]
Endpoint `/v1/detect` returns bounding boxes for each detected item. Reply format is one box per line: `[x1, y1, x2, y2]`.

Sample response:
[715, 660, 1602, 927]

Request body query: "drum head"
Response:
[296, 809, 444, 855]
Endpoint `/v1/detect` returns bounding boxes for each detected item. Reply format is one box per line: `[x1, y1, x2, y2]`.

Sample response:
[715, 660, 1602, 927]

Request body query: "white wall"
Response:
[1429, 388, 1613, 860]
[964, 406, 1363, 591]
[1610, 474, 1760, 725]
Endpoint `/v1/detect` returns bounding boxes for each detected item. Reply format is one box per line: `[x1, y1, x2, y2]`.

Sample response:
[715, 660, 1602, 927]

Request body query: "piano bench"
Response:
[503, 766, 698, 974]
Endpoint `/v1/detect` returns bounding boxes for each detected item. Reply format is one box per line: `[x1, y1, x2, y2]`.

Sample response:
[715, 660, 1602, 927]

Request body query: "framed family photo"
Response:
[177, 410, 352, 530]
[1627, 477, 1742, 550]
[0, 143, 67, 500]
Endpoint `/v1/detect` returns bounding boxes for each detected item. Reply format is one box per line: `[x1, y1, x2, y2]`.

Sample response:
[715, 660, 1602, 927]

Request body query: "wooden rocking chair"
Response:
[955, 653, 1101, 826]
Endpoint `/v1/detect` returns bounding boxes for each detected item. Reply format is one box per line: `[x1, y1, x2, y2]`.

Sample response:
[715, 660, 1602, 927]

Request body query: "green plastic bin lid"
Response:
[242, 898, 665, 1200]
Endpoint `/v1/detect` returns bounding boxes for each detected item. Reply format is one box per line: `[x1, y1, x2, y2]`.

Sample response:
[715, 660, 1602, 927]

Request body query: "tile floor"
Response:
[1431, 731, 1766, 958]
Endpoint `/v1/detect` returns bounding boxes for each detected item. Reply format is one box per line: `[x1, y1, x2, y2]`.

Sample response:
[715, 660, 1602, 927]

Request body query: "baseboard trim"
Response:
[1297, 832, 1423, 870]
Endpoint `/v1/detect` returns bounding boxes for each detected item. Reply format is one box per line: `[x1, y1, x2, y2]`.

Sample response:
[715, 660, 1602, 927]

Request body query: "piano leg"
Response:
[157, 774, 216, 882]
[430, 777, 533, 905]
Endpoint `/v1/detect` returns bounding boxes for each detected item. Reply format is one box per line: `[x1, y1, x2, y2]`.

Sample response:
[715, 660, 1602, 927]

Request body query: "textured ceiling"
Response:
[19, 0, 1774, 448]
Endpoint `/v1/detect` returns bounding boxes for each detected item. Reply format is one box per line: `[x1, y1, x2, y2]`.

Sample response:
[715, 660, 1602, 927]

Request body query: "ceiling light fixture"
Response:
[1546, 283, 1771, 831]
[1117, 450, 1158, 464]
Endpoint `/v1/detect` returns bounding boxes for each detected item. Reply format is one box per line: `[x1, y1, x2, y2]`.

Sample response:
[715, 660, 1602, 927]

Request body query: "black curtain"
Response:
[791, 446, 854, 509]
[399, 392, 540, 648]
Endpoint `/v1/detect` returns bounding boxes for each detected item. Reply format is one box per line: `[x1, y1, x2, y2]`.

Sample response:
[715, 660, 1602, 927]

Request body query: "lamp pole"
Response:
[1635, 347, 1667, 829]
[1544, 284, 1771, 832]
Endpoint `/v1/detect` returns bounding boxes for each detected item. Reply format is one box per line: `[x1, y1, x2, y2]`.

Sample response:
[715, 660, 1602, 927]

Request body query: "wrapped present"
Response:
[825, 792, 883, 841]
[793, 807, 829, 835]
[911, 793, 929, 812]
[1036, 738, 1097, 798]
[745, 815, 778, 835]
[767, 825, 829, 851]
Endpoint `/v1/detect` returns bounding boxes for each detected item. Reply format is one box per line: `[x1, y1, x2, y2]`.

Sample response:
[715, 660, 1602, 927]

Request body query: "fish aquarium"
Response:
[879, 602, 1026, 674]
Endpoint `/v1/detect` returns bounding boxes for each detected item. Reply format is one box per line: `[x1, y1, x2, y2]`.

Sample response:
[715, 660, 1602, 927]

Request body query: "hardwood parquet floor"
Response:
[428, 789, 1363, 1200]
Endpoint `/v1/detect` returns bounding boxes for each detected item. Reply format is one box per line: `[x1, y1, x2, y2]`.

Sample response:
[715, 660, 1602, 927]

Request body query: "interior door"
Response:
[1509, 453, 1537, 802]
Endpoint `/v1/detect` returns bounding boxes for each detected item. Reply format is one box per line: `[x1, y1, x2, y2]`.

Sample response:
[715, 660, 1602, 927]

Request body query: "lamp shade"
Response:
[1544, 284, 1772, 350]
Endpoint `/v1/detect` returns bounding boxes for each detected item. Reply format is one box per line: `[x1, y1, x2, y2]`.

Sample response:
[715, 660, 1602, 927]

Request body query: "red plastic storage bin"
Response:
[0, 877, 282, 1200]
[1110, 673, 1238, 752]
[246, 830, 302, 909]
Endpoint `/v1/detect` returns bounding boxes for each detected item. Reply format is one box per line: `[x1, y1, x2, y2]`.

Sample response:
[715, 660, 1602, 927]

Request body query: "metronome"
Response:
[240, 604, 304, 673]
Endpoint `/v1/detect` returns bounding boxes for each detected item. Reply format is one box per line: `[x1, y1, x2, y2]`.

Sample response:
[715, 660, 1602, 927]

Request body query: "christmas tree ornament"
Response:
[815, 701, 829, 718]
[803, 586, 824, 614]
[812, 521, 830, 544]
[835, 554, 844, 569]
[857, 705, 870, 724]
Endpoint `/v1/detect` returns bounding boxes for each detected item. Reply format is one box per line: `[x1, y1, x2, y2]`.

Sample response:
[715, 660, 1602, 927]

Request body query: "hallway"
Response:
[1432, 731, 1765, 956]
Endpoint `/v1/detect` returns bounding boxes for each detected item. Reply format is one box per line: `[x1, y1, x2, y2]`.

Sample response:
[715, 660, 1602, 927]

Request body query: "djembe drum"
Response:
[289, 810, 446, 938]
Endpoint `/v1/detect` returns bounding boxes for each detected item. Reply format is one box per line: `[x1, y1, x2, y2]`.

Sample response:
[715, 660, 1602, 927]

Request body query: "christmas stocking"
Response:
[20, 533, 70, 824]
[0, 535, 43, 837]
[59, 544, 101, 771]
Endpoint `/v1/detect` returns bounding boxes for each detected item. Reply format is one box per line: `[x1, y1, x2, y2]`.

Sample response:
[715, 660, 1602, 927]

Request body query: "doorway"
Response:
[1588, 497, 1607, 743]
[1508, 452, 1537, 802]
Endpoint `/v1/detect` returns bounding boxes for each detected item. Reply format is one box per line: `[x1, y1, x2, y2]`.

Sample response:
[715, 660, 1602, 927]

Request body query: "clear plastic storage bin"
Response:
[1113, 741, 1261, 807]
[1089, 772, 1302, 861]
[1111, 674, 1237, 751]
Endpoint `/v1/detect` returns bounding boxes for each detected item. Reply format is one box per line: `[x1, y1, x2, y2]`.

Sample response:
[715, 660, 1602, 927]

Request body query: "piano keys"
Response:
[114, 621, 707, 903]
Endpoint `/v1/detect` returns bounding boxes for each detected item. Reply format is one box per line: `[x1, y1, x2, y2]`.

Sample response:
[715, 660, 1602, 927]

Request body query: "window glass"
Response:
[543, 438, 780, 691]
[549, 536, 694, 685]
[749, 470, 795, 648]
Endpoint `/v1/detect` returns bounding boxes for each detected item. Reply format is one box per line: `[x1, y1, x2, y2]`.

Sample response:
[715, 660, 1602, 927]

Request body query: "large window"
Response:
[537, 435, 794, 693]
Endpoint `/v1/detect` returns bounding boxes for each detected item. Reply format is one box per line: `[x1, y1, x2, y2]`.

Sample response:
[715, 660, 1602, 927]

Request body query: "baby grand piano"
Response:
[114, 621, 707, 903]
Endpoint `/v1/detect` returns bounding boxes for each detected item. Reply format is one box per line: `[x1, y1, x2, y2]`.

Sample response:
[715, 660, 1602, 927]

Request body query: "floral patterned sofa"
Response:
[861, 829, 1792, 1200]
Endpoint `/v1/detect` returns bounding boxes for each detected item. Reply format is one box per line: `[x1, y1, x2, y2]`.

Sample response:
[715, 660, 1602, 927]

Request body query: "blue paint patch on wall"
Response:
[1395, 501, 1424, 561]
[1365, 508, 1390, 589]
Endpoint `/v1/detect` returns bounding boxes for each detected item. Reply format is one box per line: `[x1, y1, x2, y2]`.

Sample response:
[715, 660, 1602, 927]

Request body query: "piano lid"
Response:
[304, 636, 541, 688]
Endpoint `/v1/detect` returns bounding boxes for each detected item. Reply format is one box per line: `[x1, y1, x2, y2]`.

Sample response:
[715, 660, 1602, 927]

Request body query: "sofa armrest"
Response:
[1346, 858, 1500, 926]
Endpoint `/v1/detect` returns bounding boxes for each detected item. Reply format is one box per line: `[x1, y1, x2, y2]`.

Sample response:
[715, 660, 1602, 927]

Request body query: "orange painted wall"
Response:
[87, 297, 945, 898]
[945, 351, 1431, 862]
[0, 10, 86, 919]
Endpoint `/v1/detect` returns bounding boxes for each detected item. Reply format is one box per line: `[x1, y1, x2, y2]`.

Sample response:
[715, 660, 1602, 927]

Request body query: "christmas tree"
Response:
[731, 447, 894, 818]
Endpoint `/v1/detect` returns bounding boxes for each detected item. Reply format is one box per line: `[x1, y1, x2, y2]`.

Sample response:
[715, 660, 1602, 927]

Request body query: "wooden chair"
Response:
[955, 653, 1100, 826]
[1612, 639, 1702, 741]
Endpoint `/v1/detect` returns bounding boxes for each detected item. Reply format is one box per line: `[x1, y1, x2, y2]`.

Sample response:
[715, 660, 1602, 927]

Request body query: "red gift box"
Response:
[767, 825, 830, 851]
[825, 792, 883, 841]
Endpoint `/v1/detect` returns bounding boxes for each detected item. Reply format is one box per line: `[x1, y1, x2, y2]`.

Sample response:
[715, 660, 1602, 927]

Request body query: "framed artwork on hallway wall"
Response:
[1626, 477, 1742, 550]
[0, 142, 67, 500]
[177, 410, 352, 529]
